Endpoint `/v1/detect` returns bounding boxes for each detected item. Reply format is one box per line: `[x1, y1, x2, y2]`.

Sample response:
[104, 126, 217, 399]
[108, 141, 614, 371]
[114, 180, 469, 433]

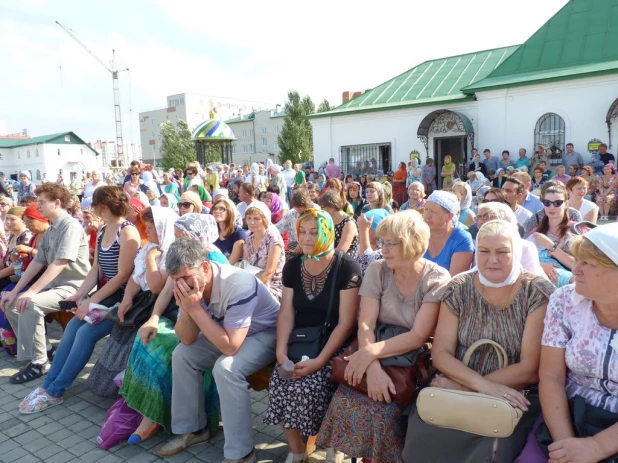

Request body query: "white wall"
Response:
[312, 74, 618, 172]
[476, 74, 618, 162]
[0, 143, 97, 183]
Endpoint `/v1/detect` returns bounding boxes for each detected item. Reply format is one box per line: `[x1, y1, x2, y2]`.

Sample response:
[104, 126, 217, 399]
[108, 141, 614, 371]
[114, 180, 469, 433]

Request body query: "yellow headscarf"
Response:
[296, 208, 335, 261]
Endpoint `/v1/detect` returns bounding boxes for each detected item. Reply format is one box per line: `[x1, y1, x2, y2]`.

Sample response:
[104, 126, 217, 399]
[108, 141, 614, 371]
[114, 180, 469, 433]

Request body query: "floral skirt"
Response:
[263, 356, 339, 437]
[317, 385, 406, 463]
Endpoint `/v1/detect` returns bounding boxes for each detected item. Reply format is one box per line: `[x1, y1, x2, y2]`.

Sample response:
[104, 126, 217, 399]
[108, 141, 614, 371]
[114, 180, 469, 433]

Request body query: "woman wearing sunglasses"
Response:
[526, 184, 575, 287]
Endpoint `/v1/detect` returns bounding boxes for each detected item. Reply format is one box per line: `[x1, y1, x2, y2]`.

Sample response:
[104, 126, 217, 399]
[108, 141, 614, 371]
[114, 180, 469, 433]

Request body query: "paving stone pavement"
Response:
[0, 322, 353, 463]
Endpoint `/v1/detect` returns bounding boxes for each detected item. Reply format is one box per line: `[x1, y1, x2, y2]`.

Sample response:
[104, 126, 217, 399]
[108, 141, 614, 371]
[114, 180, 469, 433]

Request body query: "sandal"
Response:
[10, 362, 49, 384]
[19, 393, 63, 414]
[20, 387, 44, 408]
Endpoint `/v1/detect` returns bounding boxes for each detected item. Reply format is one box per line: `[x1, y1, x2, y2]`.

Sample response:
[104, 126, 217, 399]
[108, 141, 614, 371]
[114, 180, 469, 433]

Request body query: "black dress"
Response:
[263, 252, 362, 436]
[334, 216, 359, 259]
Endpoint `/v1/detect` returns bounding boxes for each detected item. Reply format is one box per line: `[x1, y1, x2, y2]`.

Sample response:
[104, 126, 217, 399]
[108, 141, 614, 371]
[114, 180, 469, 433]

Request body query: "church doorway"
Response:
[434, 136, 467, 189]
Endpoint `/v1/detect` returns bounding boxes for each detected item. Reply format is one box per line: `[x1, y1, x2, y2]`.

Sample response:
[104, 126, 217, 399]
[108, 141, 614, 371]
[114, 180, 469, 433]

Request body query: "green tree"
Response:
[317, 98, 332, 113]
[160, 120, 196, 170]
[278, 90, 315, 165]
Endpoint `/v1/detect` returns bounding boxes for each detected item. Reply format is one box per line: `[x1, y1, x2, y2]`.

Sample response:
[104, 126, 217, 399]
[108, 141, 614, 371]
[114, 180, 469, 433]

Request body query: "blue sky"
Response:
[0, 0, 569, 147]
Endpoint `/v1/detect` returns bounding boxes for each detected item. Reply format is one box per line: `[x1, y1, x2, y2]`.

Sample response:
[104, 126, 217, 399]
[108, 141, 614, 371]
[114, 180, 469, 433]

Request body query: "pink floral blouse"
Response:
[542, 285, 618, 413]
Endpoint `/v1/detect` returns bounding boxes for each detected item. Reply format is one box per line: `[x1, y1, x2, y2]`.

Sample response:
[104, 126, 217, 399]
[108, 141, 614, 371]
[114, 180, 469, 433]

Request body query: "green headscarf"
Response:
[193, 185, 212, 203]
[296, 208, 335, 262]
[443, 155, 455, 187]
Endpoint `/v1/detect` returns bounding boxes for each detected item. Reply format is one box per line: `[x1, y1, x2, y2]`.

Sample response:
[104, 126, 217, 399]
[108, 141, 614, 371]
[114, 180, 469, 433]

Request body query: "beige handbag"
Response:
[416, 339, 523, 438]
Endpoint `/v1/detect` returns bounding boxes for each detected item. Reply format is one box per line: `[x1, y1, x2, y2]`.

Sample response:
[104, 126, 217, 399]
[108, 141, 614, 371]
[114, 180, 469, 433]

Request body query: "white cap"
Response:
[584, 223, 618, 266]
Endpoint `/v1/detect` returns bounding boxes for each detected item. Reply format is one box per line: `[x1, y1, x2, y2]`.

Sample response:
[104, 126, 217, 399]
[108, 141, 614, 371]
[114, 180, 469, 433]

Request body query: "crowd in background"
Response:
[0, 142, 616, 463]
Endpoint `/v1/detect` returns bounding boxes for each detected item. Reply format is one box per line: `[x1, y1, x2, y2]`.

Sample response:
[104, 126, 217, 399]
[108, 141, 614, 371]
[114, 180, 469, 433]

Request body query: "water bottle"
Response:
[13, 259, 23, 277]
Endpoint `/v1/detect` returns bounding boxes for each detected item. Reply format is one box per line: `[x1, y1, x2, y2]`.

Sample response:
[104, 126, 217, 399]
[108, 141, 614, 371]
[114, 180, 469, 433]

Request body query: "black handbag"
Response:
[287, 252, 343, 363]
[536, 395, 618, 462]
[107, 290, 158, 328]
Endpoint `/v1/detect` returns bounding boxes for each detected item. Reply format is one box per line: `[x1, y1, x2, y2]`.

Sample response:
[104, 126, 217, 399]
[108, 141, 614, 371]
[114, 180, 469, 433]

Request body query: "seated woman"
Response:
[318, 190, 359, 259]
[276, 188, 315, 259]
[178, 191, 205, 216]
[0, 207, 32, 291]
[317, 211, 451, 463]
[260, 191, 287, 224]
[403, 220, 555, 462]
[263, 209, 361, 463]
[159, 192, 178, 211]
[127, 197, 149, 246]
[145, 186, 161, 207]
[360, 182, 394, 215]
[453, 182, 476, 228]
[536, 223, 618, 463]
[86, 206, 179, 398]
[595, 163, 617, 221]
[523, 181, 583, 237]
[19, 186, 141, 413]
[162, 172, 180, 201]
[120, 213, 228, 444]
[242, 205, 285, 300]
[492, 168, 507, 188]
[531, 167, 547, 194]
[580, 165, 597, 201]
[381, 182, 399, 212]
[399, 181, 426, 214]
[124, 168, 141, 198]
[469, 187, 524, 239]
[476, 202, 545, 278]
[346, 182, 367, 219]
[526, 183, 575, 287]
[357, 208, 390, 275]
[467, 170, 481, 192]
[212, 197, 247, 262]
[566, 176, 598, 223]
[324, 178, 355, 217]
[422, 191, 475, 275]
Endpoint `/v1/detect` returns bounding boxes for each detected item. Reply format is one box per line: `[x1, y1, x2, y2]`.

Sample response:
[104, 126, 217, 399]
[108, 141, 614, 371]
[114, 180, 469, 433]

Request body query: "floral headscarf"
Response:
[132, 206, 179, 290]
[296, 208, 335, 261]
[174, 213, 221, 251]
[426, 191, 460, 225]
[267, 193, 283, 217]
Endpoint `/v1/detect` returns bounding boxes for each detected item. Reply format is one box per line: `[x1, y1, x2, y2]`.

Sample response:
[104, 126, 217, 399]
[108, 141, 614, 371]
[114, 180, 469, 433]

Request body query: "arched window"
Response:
[534, 113, 565, 155]
[36, 170, 41, 180]
[35, 149, 39, 157]
[27, 150, 31, 158]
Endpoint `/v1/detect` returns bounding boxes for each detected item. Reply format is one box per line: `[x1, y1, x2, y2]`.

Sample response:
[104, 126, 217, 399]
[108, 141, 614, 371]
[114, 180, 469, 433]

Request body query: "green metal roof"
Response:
[309, 45, 519, 119]
[0, 132, 97, 155]
[463, 0, 618, 92]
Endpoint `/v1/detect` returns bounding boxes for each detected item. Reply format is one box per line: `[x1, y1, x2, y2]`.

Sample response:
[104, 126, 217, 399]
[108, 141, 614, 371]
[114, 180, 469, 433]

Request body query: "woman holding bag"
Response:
[317, 211, 450, 462]
[402, 220, 554, 462]
[263, 209, 361, 463]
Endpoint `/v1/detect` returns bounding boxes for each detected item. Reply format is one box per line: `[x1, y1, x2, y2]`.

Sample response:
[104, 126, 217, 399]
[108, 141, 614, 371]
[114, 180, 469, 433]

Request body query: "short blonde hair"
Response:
[408, 181, 426, 198]
[376, 210, 429, 261]
[570, 236, 618, 270]
[245, 206, 269, 229]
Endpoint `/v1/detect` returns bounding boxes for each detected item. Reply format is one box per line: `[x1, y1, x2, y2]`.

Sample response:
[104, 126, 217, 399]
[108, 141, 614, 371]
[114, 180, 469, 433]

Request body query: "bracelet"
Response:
[548, 242, 559, 253]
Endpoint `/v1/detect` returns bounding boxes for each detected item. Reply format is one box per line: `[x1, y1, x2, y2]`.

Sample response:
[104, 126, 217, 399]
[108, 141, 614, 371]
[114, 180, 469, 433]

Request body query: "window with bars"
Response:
[534, 113, 566, 165]
[339, 143, 392, 176]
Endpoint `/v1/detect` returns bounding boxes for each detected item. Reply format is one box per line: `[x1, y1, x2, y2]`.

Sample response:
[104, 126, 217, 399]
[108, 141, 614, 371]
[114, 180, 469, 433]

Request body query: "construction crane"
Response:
[56, 21, 128, 168]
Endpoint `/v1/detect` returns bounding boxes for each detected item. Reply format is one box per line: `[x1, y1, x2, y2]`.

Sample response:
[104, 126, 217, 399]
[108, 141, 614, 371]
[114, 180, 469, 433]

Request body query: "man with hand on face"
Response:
[157, 238, 279, 463]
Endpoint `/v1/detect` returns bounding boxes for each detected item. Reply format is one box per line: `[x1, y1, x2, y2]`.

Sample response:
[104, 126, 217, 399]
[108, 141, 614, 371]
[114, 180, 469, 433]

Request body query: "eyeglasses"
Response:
[0, 203, 8, 208]
[542, 199, 565, 208]
[36, 200, 53, 206]
[187, 171, 195, 176]
[179, 202, 194, 209]
[477, 214, 499, 221]
[211, 206, 227, 213]
[378, 239, 400, 251]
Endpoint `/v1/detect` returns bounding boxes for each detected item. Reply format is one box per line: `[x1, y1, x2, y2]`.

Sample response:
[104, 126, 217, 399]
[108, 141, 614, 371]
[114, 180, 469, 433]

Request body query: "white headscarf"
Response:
[132, 206, 179, 289]
[472, 219, 523, 288]
[458, 182, 473, 211]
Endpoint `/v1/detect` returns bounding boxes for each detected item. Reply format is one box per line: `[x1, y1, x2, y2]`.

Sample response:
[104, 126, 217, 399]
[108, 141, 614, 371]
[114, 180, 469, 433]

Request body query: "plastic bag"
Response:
[96, 397, 141, 450]
[113, 370, 125, 388]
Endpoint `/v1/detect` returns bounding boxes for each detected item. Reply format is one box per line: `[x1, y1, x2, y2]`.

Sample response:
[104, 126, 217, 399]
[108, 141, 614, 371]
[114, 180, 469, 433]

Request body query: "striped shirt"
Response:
[97, 221, 136, 284]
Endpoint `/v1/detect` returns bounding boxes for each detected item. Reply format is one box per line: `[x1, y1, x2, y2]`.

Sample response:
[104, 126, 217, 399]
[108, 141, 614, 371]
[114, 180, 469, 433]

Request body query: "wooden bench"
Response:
[246, 365, 319, 456]
[45, 311, 75, 331]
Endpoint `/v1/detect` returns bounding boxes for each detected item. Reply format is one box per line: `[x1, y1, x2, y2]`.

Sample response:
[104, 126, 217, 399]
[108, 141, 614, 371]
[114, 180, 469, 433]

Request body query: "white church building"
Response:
[310, 0, 618, 186]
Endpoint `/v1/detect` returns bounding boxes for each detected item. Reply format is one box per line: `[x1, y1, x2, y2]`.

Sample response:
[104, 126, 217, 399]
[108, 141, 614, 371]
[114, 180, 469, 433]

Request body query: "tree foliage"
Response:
[160, 120, 196, 170]
[278, 90, 315, 165]
[317, 98, 333, 113]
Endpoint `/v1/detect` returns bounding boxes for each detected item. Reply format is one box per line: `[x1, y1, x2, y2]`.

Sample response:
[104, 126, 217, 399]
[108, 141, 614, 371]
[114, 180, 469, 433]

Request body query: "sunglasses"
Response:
[187, 171, 195, 175]
[179, 202, 194, 209]
[131, 173, 139, 176]
[542, 199, 565, 208]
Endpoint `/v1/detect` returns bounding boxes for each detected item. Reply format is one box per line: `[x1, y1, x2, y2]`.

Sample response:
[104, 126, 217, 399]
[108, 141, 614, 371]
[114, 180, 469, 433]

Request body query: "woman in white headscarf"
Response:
[81, 171, 105, 209]
[247, 162, 267, 193]
[403, 220, 555, 463]
[452, 182, 476, 228]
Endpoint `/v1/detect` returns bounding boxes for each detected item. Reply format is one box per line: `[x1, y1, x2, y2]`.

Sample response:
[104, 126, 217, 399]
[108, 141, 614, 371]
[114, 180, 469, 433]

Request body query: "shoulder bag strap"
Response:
[323, 251, 343, 330]
[462, 339, 508, 369]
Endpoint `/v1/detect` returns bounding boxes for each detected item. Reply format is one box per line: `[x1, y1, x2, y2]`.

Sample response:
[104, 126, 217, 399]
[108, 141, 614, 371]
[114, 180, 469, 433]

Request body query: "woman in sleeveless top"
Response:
[319, 190, 359, 259]
[87, 206, 178, 397]
[20, 186, 140, 414]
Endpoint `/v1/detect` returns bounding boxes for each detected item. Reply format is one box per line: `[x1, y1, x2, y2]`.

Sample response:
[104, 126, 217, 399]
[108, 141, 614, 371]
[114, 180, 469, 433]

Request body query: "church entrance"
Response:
[434, 136, 467, 189]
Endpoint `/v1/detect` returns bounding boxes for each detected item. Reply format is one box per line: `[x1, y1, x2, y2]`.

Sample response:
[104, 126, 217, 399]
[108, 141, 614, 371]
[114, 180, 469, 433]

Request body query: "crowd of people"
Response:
[0, 146, 616, 463]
